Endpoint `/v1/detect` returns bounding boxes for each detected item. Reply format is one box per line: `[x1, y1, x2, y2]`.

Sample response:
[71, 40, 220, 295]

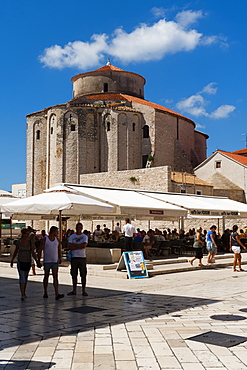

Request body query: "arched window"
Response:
[104, 83, 108, 93]
[36, 130, 40, 140]
[143, 125, 149, 138]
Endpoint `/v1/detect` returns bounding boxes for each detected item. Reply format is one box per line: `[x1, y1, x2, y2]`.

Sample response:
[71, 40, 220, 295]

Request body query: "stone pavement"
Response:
[1, 261, 247, 369]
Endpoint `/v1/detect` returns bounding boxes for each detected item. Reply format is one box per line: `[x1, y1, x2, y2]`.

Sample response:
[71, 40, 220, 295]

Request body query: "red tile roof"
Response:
[218, 150, 247, 166]
[85, 93, 194, 124]
[232, 148, 247, 155]
[93, 65, 124, 72]
[71, 64, 145, 83]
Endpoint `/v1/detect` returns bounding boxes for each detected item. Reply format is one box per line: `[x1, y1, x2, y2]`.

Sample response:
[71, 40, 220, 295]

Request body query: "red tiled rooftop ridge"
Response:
[85, 93, 194, 124]
[218, 150, 247, 166]
[94, 65, 124, 72]
[232, 148, 247, 155]
[71, 64, 145, 83]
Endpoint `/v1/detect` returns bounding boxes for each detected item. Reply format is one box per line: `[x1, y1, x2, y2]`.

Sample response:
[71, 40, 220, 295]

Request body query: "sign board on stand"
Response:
[117, 251, 148, 279]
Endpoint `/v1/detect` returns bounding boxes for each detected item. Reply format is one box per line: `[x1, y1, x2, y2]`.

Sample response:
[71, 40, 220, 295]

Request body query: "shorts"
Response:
[17, 261, 29, 284]
[43, 262, 59, 271]
[70, 257, 87, 280]
[206, 241, 217, 252]
[232, 246, 241, 254]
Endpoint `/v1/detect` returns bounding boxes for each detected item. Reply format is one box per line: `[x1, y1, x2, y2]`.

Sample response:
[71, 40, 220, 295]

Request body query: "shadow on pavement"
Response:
[0, 359, 55, 370]
[0, 275, 220, 354]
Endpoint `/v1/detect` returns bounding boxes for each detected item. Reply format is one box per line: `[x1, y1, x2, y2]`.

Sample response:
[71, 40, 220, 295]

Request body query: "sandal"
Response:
[67, 291, 76, 295]
[82, 292, 88, 296]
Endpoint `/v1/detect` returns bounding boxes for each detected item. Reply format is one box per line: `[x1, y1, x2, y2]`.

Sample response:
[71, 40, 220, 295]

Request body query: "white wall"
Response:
[195, 152, 247, 198]
[12, 183, 26, 198]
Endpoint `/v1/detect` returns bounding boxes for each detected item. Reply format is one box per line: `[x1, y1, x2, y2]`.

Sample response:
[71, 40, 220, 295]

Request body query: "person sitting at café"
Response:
[154, 230, 165, 242]
[110, 230, 120, 242]
[133, 233, 143, 242]
[143, 229, 155, 260]
[221, 229, 231, 252]
[93, 225, 103, 242]
[239, 229, 246, 238]
[162, 230, 167, 239]
[102, 228, 110, 240]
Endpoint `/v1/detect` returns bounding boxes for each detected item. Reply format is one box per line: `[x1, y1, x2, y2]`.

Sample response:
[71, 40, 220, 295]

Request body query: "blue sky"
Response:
[1, 0, 246, 191]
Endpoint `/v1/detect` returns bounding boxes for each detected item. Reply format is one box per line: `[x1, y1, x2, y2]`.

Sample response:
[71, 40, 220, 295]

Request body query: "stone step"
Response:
[87, 253, 247, 279]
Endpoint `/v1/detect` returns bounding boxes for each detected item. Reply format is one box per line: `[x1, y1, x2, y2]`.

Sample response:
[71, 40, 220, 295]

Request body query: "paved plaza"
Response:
[1, 261, 247, 369]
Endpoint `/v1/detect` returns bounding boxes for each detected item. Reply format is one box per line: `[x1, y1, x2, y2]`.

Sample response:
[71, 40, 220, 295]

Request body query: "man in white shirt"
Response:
[38, 226, 64, 300]
[67, 223, 88, 296]
[93, 225, 103, 242]
[115, 222, 121, 233]
[122, 218, 136, 251]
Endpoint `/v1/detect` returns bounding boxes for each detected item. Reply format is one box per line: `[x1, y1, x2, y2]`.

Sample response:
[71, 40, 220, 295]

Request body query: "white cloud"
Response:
[175, 10, 204, 29]
[210, 105, 236, 119]
[39, 34, 108, 69]
[195, 123, 205, 129]
[39, 9, 224, 69]
[151, 7, 166, 18]
[176, 94, 209, 117]
[176, 83, 236, 120]
[201, 82, 217, 95]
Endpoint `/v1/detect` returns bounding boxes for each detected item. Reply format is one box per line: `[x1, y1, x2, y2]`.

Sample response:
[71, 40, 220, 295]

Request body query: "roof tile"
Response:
[218, 150, 247, 166]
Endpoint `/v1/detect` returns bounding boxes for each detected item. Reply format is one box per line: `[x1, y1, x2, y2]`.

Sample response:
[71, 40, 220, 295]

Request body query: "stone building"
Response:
[26, 62, 208, 197]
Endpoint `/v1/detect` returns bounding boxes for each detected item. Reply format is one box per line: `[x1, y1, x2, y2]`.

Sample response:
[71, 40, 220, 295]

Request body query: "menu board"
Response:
[117, 251, 148, 279]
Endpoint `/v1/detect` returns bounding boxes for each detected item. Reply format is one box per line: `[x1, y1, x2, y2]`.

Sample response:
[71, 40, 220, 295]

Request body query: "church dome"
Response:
[71, 61, 146, 99]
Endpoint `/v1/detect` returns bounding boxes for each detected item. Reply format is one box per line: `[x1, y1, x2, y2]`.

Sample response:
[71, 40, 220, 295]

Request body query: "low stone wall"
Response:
[86, 247, 121, 264]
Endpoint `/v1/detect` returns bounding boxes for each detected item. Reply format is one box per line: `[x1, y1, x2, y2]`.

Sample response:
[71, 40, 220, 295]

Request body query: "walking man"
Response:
[38, 226, 64, 300]
[122, 218, 136, 252]
[67, 223, 88, 296]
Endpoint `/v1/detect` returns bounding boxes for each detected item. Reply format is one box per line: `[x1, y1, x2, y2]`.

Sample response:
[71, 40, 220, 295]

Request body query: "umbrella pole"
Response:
[59, 210, 62, 249]
[10, 216, 12, 240]
[0, 212, 2, 247]
[222, 216, 225, 233]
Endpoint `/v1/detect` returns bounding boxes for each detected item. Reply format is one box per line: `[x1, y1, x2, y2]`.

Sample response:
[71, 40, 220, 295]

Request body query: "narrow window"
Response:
[36, 130, 40, 140]
[142, 155, 148, 168]
[181, 189, 186, 194]
[133, 123, 136, 131]
[51, 127, 53, 134]
[71, 124, 76, 131]
[196, 190, 202, 195]
[215, 161, 221, 168]
[143, 125, 149, 138]
[107, 122, 110, 131]
[104, 83, 108, 93]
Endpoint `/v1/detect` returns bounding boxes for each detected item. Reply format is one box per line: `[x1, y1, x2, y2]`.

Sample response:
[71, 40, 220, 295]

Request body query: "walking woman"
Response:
[230, 225, 246, 272]
[10, 228, 40, 301]
[189, 227, 205, 266]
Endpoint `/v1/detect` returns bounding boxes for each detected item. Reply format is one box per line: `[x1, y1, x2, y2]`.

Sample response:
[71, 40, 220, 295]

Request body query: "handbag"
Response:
[66, 250, 72, 262]
[19, 261, 31, 271]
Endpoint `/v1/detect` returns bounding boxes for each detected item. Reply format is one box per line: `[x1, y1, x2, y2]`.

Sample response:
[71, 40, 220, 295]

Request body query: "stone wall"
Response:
[80, 166, 172, 192]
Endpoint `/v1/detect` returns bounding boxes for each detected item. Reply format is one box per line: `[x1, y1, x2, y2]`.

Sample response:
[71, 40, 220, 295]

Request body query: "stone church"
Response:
[26, 62, 208, 196]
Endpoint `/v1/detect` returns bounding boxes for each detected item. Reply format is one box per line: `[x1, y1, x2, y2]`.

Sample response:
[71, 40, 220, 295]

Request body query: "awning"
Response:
[66, 185, 187, 219]
[1, 187, 114, 219]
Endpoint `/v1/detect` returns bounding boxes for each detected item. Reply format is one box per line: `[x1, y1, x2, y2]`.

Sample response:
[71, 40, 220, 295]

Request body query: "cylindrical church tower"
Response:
[71, 61, 146, 99]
